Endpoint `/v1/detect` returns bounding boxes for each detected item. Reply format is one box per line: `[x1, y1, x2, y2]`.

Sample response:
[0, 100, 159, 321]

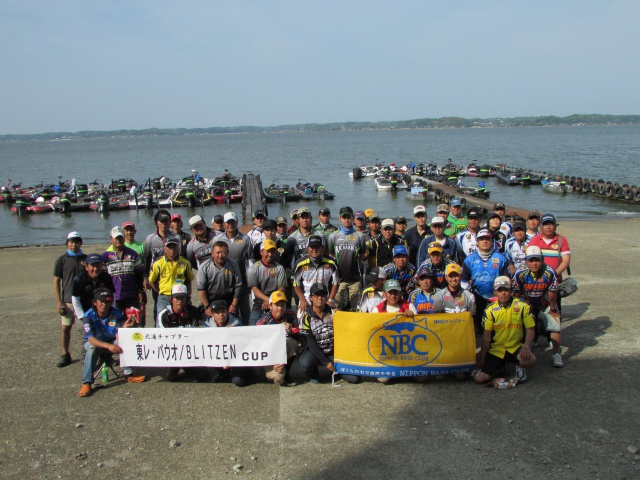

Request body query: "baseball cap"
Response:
[269, 291, 287, 304]
[493, 202, 506, 210]
[366, 266, 387, 283]
[189, 214, 205, 227]
[466, 207, 480, 218]
[253, 209, 266, 218]
[437, 204, 449, 213]
[297, 206, 311, 215]
[368, 212, 381, 222]
[223, 212, 238, 223]
[275, 215, 287, 225]
[122, 221, 136, 229]
[307, 235, 323, 248]
[355, 210, 366, 219]
[427, 242, 443, 254]
[339, 206, 354, 217]
[395, 216, 407, 224]
[319, 207, 331, 215]
[450, 198, 462, 207]
[381, 218, 395, 228]
[170, 214, 182, 222]
[93, 288, 113, 302]
[445, 264, 462, 276]
[415, 265, 436, 278]
[310, 283, 328, 296]
[263, 219, 277, 229]
[487, 212, 502, 221]
[261, 239, 277, 250]
[413, 205, 426, 215]
[393, 245, 408, 256]
[384, 279, 402, 292]
[430, 216, 444, 226]
[513, 221, 526, 231]
[477, 229, 493, 239]
[210, 299, 228, 311]
[541, 213, 557, 224]
[157, 212, 170, 222]
[67, 231, 82, 241]
[213, 214, 224, 223]
[494, 276, 512, 289]
[525, 245, 543, 260]
[86, 253, 103, 265]
[290, 208, 299, 218]
[528, 212, 541, 220]
[110, 226, 124, 238]
[164, 235, 180, 245]
[171, 284, 188, 296]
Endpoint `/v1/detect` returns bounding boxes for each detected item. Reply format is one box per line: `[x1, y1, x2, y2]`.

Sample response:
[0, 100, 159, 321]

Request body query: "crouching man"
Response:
[78, 288, 145, 397]
[474, 276, 536, 385]
[256, 291, 300, 386]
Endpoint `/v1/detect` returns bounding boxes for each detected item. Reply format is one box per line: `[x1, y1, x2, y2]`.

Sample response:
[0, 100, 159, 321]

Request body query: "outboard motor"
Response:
[15, 200, 29, 215]
[144, 191, 154, 208]
[118, 179, 126, 194]
[59, 197, 72, 213]
[390, 178, 398, 191]
[224, 189, 231, 204]
[185, 191, 196, 208]
[97, 194, 109, 212]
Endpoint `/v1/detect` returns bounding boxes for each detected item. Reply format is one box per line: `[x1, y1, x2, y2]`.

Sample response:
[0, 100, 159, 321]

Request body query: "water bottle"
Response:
[101, 363, 108, 383]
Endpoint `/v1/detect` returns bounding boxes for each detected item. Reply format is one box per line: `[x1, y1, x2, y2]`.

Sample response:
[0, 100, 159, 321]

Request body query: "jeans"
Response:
[82, 341, 132, 384]
[298, 350, 360, 384]
[155, 294, 171, 326]
[249, 307, 267, 326]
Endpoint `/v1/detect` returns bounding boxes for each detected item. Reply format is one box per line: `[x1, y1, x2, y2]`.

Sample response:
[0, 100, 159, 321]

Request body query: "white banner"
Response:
[119, 325, 287, 367]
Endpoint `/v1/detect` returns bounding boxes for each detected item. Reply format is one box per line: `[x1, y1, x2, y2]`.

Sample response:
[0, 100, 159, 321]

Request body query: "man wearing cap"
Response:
[461, 229, 509, 333]
[415, 242, 454, 289]
[455, 206, 482, 261]
[375, 279, 413, 315]
[408, 265, 441, 314]
[404, 205, 431, 267]
[512, 245, 563, 367]
[382, 245, 416, 298]
[417, 217, 458, 266]
[71, 254, 115, 321]
[435, 204, 454, 233]
[327, 206, 367, 311]
[492, 202, 513, 238]
[292, 235, 339, 311]
[313, 207, 338, 240]
[101, 226, 145, 321]
[216, 211, 253, 324]
[275, 215, 289, 241]
[144, 209, 174, 319]
[53, 231, 87, 367]
[433, 264, 476, 314]
[446, 198, 468, 237]
[394, 216, 408, 239]
[78, 288, 145, 396]
[474, 276, 536, 385]
[203, 300, 249, 387]
[247, 209, 267, 248]
[504, 221, 529, 274]
[357, 266, 387, 313]
[148, 236, 194, 325]
[353, 210, 369, 235]
[121, 222, 145, 260]
[526, 212, 541, 240]
[298, 283, 360, 384]
[527, 213, 571, 285]
[170, 214, 191, 258]
[369, 218, 407, 268]
[287, 209, 299, 235]
[257, 291, 300, 386]
[186, 214, 217, 269]
[197, 241, 243, 320]
[158, 283, 208, 382]
[247, 239, 287, 325]
[211, 215, 225, 234]
[287, 206, 321, 264]
[485, 212, 509, 253]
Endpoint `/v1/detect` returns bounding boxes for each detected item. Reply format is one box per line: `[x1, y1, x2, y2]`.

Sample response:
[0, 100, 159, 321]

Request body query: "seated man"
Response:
[78, 288, 145, 397]
[382, 245, 416, 299]
[474, 276, 536, 386]
[256, 291, 300, 386]
[375, 279, 414, 315]
[158, 283, 208, 382]
[203, 300, 249, 387]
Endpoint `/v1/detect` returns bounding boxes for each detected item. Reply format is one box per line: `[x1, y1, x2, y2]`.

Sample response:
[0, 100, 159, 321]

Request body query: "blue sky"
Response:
[1, 1, 639, 134]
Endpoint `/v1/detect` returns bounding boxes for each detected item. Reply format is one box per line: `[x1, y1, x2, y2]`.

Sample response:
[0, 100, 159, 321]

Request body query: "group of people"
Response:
[52, 201, 571, 395]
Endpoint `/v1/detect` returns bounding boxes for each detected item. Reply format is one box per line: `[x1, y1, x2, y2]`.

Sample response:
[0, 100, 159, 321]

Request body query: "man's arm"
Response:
[53, 276, 65, 310]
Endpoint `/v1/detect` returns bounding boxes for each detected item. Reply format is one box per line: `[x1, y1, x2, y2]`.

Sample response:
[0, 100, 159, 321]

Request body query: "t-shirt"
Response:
[53, 252, 88, 302]
[527, 233, 571, 279]
[483, 298, 535, 358]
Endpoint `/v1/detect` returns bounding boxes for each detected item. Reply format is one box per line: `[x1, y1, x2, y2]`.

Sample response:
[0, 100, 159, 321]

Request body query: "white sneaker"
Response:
[552, 353, 564, 368]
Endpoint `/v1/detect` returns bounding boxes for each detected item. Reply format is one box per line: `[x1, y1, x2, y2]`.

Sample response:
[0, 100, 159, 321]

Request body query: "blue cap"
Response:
[393, 245, 408, 257]
[86, 254, 102, 265]
[415, 265, 436, 278]
[541, 213, 556, 224]
[450, 198, 462, 207]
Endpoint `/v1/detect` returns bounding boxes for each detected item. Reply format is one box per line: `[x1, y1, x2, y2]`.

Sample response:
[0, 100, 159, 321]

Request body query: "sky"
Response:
[2, 1, 639, 135]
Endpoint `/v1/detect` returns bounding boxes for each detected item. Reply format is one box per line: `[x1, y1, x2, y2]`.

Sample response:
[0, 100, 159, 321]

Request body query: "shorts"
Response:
[60, 308, 75, 327]
[481, 350, 520, 376]
[540, 308, 562, 333]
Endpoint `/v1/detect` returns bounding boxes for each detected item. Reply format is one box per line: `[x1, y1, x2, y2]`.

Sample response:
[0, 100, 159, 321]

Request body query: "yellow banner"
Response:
[334, 312, 475, 378]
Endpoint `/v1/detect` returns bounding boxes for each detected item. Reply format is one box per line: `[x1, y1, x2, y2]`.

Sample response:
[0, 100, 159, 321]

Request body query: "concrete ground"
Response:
[1, 219, 639, 479]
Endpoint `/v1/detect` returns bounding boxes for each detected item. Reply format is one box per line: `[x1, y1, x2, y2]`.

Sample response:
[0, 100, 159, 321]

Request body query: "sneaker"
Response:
[78, 384, 92, 397]
[552, 353, 564, 368]
[57, 352, 72, 368]
[125, 375, 146, 383]
[309, 378, 321, 384]
[515, 365, 528, 383]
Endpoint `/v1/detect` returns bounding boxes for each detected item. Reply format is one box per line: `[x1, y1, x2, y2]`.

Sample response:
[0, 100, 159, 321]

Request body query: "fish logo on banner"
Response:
[367, 316, 443, 367]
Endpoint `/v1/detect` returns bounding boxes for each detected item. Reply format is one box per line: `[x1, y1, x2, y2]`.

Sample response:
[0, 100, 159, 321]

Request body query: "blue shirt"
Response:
[83, 306, 123, 343]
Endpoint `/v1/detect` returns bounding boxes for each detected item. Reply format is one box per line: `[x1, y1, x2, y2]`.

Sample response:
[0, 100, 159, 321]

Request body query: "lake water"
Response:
[1, 126, 639, 247]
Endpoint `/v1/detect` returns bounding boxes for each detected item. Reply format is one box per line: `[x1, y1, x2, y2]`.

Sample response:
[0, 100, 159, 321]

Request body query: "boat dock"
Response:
[241, 173, 268, 228]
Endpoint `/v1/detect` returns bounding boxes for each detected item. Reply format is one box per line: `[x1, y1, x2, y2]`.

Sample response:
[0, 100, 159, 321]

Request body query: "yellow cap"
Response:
[269, 291, 287, 304]
[262, 239, 277, 250]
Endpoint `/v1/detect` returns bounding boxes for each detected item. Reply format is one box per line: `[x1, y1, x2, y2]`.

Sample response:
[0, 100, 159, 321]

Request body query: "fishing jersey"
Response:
[83, 306, 123, 343]
[186, 229, 217, 269]
[256, 309, 299, 335]
[143, 231, 175, 275]
[158, 304, 204, 328]
[246, 261, 287, 309]
[456, 229, 478, 261]
[433, 288, 476, 314]
[370, 234, 407, 268]
[107, 240, 145, 264]
[299, 305, 334, 355]
[511, 265, 558, 309]
[313, 222, 339, 241]
[482, 298, 535, 358]
[487, 229, 508, 254]
[382, 262, 417, 294]
[196, 258, 243, 305]
[461, 251, 509, 299]
[246, 226, 265, 249]
[445, 214, 468, 237]
[292, 255, 339, 301]
[415, 258, 455, 290]
[327, 230, 366, 282]
[357, 286, 385, 313]
[175, 231, 191, 258]
[288, 229, 324, 264]
[101, 246, 144, 300]
[504, 237, 528, 272]
[527, 234, 570, 280]
[408, 288, 441, 314]
[417, 235, 458, 266]
[214, 231, 253, 283]
[148, 256, 194, 296]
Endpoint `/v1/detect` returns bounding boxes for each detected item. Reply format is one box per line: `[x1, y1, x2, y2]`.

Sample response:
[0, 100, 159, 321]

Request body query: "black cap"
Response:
[513, 221, 526, 231]
[310, 283, 328, 296]
[308, 235, 323, 248]
[253, 210, 266, 218]
[263, 219, 277, 229]
[164, 235, 180, 245]
[94, 288, 114, 302]
[319, 207, 330, 215]
[493, 202, 506, 210]
[86, 253, 103, 265]
[213, 214, 224, 223]
[528, 212, 541, 220]
[487, 212, 501, 221]
[210, 299, 228, 311]
[395, 216, 407, 224]
[467, 207, 480, 218]
[339, 206, 354, 217]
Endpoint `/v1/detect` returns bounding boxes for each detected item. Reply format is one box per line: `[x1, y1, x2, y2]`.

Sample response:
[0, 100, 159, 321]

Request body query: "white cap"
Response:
[223, 212, 238, 222]
[430, 216, 445, 225]
[67, 231, 82, 240]
[171, 284, 188, 296]
[110, 226, 124, 238]
[189, 215, 204, 227]
[525, 245, 543, 259]
[413, 205, 426, 215]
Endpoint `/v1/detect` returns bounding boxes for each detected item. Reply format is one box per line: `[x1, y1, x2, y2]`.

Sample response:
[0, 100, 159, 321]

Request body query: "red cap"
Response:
[171, 214, 182, 222]
[122, 221, 136, 229]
